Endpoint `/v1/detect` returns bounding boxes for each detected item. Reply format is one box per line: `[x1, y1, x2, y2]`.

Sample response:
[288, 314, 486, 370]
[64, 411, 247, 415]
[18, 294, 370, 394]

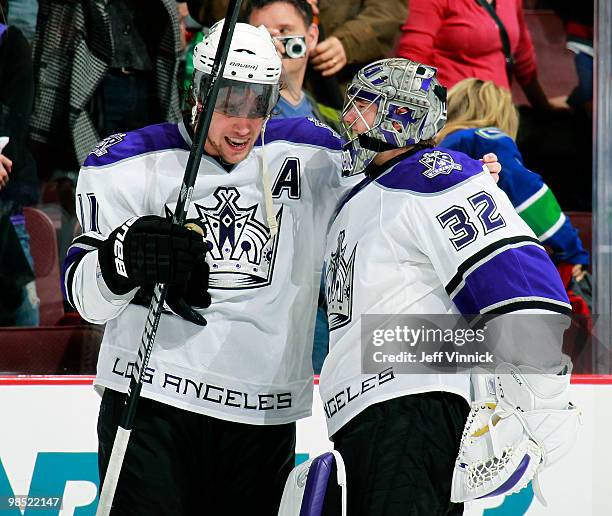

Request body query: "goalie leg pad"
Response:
[278, 451, 346, 516]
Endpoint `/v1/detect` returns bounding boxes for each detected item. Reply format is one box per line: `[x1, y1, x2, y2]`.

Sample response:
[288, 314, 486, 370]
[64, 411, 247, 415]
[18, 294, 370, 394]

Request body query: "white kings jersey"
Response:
[63, 117, 357, 425]
[319, 147, 572, 437]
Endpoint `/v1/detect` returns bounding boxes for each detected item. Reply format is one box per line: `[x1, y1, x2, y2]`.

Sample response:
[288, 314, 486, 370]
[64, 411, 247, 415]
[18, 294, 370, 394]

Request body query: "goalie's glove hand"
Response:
[98, 215, 207, 296]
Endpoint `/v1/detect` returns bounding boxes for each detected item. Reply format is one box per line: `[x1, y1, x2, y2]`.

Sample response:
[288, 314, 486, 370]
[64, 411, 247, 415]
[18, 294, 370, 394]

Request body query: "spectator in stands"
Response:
[187, 0, 406, 105]
[0, 0, 39, 326]
[0, 210, 37, 327]
[0, 152, 9, 189]
[310, 0, 407, 89]
[437, 78, 590, 312]
[186, 0, 247, 28]
[177, 2, 191, 52]
[6, 0, 37, 44]
[554, 0, 594, 116]
[247, 0, 341, 130]
[29, 0, 182, 184]
[396, 0, 554, 110]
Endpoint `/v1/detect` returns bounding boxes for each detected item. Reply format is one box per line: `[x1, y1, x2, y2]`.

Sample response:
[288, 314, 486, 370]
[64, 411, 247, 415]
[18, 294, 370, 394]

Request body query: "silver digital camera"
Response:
[275, 35, 307, 59]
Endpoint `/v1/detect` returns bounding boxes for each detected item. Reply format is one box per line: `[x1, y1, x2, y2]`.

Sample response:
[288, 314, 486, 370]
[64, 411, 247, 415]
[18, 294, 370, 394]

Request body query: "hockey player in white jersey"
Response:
[61, 21, 362, 514]
[308, 59, 579, 515]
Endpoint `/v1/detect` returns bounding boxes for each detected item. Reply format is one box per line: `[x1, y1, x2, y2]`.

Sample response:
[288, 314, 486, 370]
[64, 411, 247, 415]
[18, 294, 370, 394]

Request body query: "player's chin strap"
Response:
[260, 117, 278, 238]
[357, 133, 398, 153]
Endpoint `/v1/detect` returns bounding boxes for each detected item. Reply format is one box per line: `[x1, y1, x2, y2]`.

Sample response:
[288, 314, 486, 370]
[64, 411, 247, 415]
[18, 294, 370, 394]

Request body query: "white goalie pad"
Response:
[451, 361, 581, 504]
[278, 451, 347, 516]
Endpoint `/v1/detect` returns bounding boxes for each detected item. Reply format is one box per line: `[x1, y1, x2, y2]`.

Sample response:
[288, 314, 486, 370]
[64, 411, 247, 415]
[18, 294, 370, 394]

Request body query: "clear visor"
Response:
[341, 84, 382, 141]
[194, 71, 279, 119]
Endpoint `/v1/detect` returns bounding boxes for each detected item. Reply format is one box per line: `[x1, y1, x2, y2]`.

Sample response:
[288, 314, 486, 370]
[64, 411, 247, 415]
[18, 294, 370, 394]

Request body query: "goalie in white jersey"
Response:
[61, 21, 360, 514]
[311, 59, 580, 515]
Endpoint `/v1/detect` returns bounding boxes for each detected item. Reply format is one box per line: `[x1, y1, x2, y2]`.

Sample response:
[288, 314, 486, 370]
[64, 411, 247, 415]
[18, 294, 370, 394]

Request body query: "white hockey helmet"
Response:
[342, 58, 447, 175]
[191, 21, 282, 119]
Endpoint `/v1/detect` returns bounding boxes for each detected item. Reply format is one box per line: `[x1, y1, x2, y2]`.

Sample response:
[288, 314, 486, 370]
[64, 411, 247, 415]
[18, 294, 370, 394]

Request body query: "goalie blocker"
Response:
[451, 359, 581, 505]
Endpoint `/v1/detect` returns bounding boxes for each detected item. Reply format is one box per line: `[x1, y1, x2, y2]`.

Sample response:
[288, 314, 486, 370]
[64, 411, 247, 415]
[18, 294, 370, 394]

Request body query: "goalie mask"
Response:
[341, 58, 447, 176]
[191, 21, 282, 122]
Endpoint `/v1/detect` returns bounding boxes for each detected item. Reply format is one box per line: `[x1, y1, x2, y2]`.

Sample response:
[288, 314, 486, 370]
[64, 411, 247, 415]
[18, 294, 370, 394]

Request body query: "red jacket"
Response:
[396, 0, 537, 90]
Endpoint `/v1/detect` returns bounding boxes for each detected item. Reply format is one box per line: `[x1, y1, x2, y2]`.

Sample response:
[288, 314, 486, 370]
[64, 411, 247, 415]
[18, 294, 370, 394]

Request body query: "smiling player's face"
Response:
[204, 111, 265, 165]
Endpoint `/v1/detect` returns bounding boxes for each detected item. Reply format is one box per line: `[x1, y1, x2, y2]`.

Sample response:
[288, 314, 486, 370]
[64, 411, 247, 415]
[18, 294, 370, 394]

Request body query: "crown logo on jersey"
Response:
[326, 231, 357, 331]
[91, 133, 127, 157]
[419, 150, 462, 179]
[191, 187, 282, 289]
[341, 148, 354, 175]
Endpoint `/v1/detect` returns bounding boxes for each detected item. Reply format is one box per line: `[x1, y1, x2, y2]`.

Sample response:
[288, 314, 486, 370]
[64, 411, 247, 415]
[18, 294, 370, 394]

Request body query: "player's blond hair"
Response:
[436, 78, 519, 142]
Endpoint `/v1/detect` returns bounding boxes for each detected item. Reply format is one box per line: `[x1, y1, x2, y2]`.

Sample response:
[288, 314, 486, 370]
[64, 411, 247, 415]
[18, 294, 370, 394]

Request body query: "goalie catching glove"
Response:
[98, 215, 211, 326]
[451, 359, 580, 505]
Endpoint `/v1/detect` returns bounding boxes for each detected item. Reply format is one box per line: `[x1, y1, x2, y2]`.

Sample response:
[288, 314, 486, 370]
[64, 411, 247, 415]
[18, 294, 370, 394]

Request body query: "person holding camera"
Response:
[247, 0, 341, 131]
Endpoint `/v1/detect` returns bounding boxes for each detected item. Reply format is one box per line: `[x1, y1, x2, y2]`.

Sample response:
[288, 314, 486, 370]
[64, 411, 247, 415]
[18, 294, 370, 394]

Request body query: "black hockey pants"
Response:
[97, 388, 296, 515]
[322, 391, 470, 516]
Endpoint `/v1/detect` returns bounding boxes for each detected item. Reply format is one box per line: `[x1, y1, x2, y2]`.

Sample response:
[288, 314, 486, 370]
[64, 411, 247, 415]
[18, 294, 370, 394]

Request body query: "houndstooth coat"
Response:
[29, 0, 182, 167]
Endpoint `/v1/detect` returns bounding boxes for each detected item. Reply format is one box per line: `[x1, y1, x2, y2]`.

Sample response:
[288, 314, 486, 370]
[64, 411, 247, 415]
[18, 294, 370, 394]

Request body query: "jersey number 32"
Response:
[436, 191, 506, 251]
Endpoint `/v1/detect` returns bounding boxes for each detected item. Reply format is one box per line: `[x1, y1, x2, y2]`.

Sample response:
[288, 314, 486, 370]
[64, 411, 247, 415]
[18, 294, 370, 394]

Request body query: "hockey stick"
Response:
[95, 3, 243, 514]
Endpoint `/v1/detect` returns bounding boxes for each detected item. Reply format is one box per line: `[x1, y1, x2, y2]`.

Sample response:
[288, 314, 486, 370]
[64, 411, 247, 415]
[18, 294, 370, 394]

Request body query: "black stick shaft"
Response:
[120, 1, 243, 431]
[96, 7, 243, 515]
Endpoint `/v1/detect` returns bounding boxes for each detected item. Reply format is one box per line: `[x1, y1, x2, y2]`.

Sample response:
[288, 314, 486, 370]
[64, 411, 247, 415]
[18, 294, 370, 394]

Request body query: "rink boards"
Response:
[0, 375, 609, 515]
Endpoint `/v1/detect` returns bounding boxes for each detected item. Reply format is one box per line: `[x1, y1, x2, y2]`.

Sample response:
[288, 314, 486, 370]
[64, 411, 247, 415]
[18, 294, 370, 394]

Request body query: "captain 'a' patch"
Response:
[272, 157, 300, 199]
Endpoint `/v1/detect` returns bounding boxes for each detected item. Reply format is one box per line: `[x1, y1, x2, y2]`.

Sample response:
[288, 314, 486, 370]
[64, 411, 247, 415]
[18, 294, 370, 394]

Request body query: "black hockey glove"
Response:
[98, 215, 207, 294]
[99, 215, 212, 326]
[165, 251, 211, 326]
[130, 253, 211, 326]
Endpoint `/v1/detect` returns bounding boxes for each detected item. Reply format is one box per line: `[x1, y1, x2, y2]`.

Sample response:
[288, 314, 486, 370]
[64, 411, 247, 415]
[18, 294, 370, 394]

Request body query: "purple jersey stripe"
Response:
[82, 123, 190, 168]
[61, 246, 91, 301]
[256, 117, 343, 151]
[375, 147, 484, 194]
[451, 244, 569, 314]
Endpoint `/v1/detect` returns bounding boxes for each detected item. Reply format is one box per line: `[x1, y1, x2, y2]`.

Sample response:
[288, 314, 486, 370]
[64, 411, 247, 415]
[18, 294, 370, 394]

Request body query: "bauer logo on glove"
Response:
[98, 215, 211, 326]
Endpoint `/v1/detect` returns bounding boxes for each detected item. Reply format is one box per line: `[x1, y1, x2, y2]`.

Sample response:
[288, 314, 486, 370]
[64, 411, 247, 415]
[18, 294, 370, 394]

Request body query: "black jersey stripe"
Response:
[64, 250, 89, 310]
[445, 235, 543, 296]
[483, 299, 572, 316]
[72, 233, 104, 249]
